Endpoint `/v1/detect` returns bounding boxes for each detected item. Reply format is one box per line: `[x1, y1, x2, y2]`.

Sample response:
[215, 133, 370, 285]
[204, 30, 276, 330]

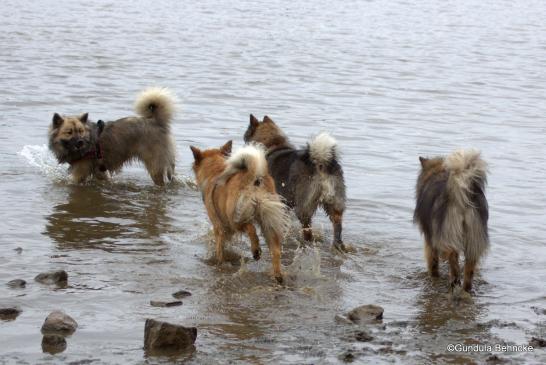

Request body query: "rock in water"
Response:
[530, 337, 546, 347]
[355, 331, 373, 342]
[41, 311, 78, 335]
[7, 279, 26, 288]
[144, 319, 197, 355]
[172, 290, 192, 299]
[0, 307, 22, 321]
[42, 334, 67, 354]
[347, 305, 384, 324]
[35, 270, 68, 286]
[150, 300, 182, 307]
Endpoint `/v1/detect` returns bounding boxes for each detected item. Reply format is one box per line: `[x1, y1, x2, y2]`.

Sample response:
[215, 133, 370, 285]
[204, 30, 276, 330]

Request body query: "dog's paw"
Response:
[252, 247, 262, 261]
[333, 241, 348, 253]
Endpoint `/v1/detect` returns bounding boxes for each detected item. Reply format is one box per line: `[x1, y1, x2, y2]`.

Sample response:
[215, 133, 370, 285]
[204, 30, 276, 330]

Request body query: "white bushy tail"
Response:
[219, 144, 268, 184]
[444, 149, 487, 206]
[134, 87, 175, 127]
[308, 132, 339, 166]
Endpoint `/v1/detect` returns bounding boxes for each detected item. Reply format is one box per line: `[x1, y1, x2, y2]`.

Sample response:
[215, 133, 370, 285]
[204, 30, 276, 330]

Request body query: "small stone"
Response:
[14, 247, 23, 254]
[340, 350, 356, 363]
[41, 311, 77, 336]
[347, 304, 384, 324]
[529, 337, 546, 347]
[7, 279, 26, 288]
[172, 290, 192, 299]
[355, 331, 373, 342]
[531, 306, 546, 315]
[144, 319, 197, 356]
[150, 300, 182, 308]
[42, 334, 67, 354]
[486, 354, 508, 364]
[35, 270, 68, 286]
[0, 307, 22, 321]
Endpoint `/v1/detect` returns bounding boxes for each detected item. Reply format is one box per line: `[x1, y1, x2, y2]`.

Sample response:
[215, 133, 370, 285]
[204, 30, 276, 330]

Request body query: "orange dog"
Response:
[190, 141, 289, 283]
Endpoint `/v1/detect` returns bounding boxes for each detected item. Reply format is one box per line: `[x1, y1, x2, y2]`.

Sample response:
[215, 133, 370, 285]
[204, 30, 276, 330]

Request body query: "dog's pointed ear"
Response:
[419, 156, 428, 168]
[52, 113, 64, 128]
[220, 140, 233, 156]
[263, 115, 274, 124]
[190, 146, 202, 163]
[79, 113, 89, 123]
[250, 114, 259, 128]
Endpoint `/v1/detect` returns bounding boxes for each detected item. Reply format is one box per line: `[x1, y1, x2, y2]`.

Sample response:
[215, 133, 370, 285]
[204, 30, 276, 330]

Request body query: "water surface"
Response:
[1, 0, 545, 364]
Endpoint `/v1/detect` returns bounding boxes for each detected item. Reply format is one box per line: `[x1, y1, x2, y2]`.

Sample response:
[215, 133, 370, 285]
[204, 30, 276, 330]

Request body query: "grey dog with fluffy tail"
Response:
[414, 149, 489, 292]
[49, 87, 176, 185]
[244, 115, 347, 252]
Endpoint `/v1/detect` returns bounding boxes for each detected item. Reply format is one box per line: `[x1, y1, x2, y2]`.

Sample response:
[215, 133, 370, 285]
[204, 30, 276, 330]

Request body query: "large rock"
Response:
[0, 307, 21, 321]
[144, 319, 197, 355]
[7, 279, 26, 288]
[35, 270, 68, 286]
[41, 311, 77, 335]
[42, 334, 67, 354]
[347, 305, 384, 324]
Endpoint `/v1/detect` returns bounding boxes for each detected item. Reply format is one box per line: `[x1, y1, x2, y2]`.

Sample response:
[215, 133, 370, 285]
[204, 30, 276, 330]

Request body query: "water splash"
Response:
[19, 144, 69, 181]
[287, 245, 322, 278]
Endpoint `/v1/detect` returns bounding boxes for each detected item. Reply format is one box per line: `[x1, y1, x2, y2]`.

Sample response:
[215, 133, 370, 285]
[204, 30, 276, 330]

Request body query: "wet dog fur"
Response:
[414, 149, 489, 292]
[190, 141, 289, 283]
[48, 87, 176, 185]
[243, 115, 347, 252]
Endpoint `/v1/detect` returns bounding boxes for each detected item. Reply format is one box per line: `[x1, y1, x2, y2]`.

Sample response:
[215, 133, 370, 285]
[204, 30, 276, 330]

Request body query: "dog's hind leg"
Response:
[323, 203, 346, 252]
[447, 249, 461, 288]
[213, 227, 226, 265]
[463, 258, 477, 292]
[263, 229, 283, 284]
[244, 224, 262, 260]
[424, 240, 439, 277]
[298, 215, 313, 243]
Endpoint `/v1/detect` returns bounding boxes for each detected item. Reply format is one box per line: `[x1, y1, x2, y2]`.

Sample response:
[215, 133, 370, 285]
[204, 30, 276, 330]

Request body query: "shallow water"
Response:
[1, 0, 545, 364]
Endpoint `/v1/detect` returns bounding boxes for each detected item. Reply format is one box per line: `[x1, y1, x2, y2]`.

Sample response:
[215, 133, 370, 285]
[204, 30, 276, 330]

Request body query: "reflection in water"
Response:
[44, 184, 172, 252]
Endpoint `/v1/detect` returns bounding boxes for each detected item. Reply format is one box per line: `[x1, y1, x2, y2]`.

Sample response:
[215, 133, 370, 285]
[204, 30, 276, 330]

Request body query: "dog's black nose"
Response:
[76, 140, 84, 148]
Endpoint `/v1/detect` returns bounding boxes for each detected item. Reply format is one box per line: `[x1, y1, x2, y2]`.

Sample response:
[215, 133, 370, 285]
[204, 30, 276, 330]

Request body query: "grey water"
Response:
[1, 0, 545, 364]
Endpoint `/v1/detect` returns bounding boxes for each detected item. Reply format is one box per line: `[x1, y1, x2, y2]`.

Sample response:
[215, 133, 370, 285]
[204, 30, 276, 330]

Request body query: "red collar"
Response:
[69, 143, 103, 165]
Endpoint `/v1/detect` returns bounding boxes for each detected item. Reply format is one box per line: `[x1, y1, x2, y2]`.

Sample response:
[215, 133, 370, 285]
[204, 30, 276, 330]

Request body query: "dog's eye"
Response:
[66, 130, 72, 135]
[78, 128, 84, 134]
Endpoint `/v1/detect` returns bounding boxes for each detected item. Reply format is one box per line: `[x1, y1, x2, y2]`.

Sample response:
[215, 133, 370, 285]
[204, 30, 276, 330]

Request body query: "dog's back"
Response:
[414, 149, 489, 261]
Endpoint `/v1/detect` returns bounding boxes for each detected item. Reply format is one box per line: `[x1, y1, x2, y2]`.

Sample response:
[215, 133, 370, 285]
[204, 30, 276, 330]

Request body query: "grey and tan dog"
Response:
[244, 115, 347, 252]
[414, 149, 489, 292]
[48, 87, 176, 185]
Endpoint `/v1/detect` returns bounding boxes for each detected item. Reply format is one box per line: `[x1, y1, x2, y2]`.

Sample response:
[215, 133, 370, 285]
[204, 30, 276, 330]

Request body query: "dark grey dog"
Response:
[244, 115, 347, 252]
[414, 149, 489, 292]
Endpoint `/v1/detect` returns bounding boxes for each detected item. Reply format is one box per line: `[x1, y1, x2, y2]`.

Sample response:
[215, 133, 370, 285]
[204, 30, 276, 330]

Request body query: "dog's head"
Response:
[190, 140, 232, 183]
[417, 156, 445, 182]
[48, 113, 94, 163]
[243, 114, 288, 148]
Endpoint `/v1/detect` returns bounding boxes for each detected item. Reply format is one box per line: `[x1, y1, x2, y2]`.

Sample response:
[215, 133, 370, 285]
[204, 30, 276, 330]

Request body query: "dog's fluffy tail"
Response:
[134, 87, 175, 127]
[224, 144, 290, 239]
[307, 132, 339, 166]
[444, 149, 487, 206]
[443, 148, 489, 262]
[220, 144, 268, 185]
